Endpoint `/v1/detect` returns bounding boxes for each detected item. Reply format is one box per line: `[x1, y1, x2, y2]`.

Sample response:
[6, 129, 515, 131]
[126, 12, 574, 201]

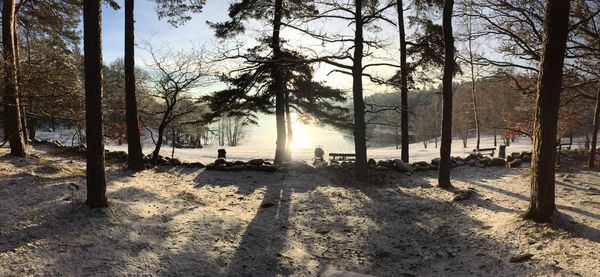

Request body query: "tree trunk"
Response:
[272, 0, 288, 164]
[396, 0, 409, 163]
[524, 0, 570, 222]
[353, 0, 368, 180]
[83, 0, 108, 208]
[171, 126, 176, 159]
[285, 90, 293, 160]
[494, 128, 497, 146]
[124, 0, 145, 170]
[466, 1, 480, 151]
[588, 80, 600, 168]
[2, 0, 26, 157]
[438, 0, 455, 188]
[28, 117, 36, 141]
[14, 22, 29, 144]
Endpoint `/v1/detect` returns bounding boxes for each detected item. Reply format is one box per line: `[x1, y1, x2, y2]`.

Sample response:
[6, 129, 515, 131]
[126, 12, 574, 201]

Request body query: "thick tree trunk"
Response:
[396, 1, 409, 163]
[2, 0, 26, 157]
[588, 80, 600, 168]
[353, 0, 368, 180]
[438, 0, 455, 188]
[524, 0, 570, 222]
[125, 0, 145, 170]
[83, 0, 108, 208]
[272, 0, 288, 164]
[285, 91, 293, 160]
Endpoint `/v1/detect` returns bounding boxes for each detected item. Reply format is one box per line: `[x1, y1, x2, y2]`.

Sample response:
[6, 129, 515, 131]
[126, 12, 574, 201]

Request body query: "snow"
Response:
[36, 127, 555, 164]
[1, 144, 599, 276]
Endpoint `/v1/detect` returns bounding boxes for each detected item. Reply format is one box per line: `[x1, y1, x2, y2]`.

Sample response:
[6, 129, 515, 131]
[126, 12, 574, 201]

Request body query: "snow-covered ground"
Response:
[35, 126, 563, 164]
[1, 144, 599, 276]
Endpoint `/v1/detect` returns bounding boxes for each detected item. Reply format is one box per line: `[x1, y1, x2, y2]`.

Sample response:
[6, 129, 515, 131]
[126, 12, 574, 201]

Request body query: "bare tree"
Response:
[141, 44, 208, 161]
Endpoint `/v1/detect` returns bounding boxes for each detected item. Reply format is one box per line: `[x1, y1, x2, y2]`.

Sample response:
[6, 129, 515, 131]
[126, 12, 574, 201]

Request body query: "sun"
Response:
[290, 131, 310, 150]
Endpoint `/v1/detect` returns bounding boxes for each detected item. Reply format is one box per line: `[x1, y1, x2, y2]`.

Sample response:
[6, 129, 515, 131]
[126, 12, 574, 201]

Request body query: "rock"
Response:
[256, 165, 276, 172]
[431, 158, 440, 166]
[508, 159, 522, 168]
[453, 190, 474, 201]
[316, 227, 331, 235]
[511, 152, 521, 159]
[215, 158, 227, 165]
[170, 158, 182, 165]
[375, 166, 390, 171]
[377, 160, 395, 168]
[205, 163, 216, 170]
[509, 253, 533, 263]
[283, 161, 315, 173]
[234, 160, 246, 166]
[507, 155, 514, 162]
[479, 157, 492, 166]
[248, 158, 264, 166]
[412, 161, 429, 167]
[321, 270, 375, 277]
[214, 164, 227, 171]
[225, 165, 245, 171]
[455, 160, 465, 166]
[367, 158, 377, 166]
[521, 154, 532, 162]
[393, 159, 414, 173]
[490, 158, 506, 167]
[189, 162, 205, 168]
[466, 160, 476, 167]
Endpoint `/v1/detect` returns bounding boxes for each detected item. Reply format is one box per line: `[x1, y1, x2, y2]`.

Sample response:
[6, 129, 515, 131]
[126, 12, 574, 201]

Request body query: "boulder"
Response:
[367, 158, 377, 166]
[377, 160, 395, 168]
[508, 158, 522, 168]
[170, 158, 182, 165]
[189, 162, 205, 168]
[431, 158, 441, 166]
[248, 159, 264, 166]
[224, 165, 245, 171]
[521, 154, 532, 163]
[214, 158, 227, 165]
[234, 160, 246, 166]
[393, 159, 414, 173]
[205, 163, 216, 170]
[479, 157, 492, 166]
[490, 158, 507, 167]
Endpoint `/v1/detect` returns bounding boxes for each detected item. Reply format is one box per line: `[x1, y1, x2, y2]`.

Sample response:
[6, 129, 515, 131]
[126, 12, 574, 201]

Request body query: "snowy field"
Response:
[35, 127, 575, 164]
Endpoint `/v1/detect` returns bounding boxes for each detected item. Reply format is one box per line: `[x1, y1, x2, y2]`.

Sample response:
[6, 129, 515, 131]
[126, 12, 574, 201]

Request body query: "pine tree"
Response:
[438, 0, 455, 188]
[524, 0, 571, 222]
[124, 0, 145, 170]
[83, 0, 108, 208]
[2, 0, 27, 157]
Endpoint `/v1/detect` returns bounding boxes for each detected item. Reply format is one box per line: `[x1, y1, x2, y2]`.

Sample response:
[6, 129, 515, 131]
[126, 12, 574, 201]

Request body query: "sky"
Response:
[99, 0, 406, 95]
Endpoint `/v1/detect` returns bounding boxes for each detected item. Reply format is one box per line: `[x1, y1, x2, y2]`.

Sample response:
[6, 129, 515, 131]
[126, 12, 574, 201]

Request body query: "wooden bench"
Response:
[473, 147, 496, 157]
[329, 153, 356, 161]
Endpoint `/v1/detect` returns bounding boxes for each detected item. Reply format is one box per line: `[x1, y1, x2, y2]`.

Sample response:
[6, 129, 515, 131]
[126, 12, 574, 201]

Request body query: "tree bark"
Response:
[588, 80, 600, 168]
[353, 0, 368, 180]
[272, 0, 288, 164]
[466, 0, 480, 151]
[125, 0, 145, 170]
[438, 0, 455, 188]
[83, 0, 108, 208]
[524, 0, 570, 222]
[2, 0, 26, 157]
[396, 1, 409, 163]
[285, 90, 293, 160]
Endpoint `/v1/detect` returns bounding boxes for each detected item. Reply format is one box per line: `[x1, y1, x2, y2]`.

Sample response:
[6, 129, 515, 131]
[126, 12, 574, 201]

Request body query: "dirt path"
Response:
[1, 145, 598, 276]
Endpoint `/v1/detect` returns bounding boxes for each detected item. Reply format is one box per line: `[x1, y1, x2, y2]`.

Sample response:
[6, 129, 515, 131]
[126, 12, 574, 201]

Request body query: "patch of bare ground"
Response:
[1, 145, 598, 276]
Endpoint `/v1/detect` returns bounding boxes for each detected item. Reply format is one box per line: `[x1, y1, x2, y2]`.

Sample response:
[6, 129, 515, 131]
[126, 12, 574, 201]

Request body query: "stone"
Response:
[490, 158, 506, 167]
[234, 160, 246, 165]
[521, 154, 531, 162]
[189, 162, 205, 168]
[393, 159, 414, 173]
[170, 158, 182, 165]
[215, 158, 227, 165]
[511, 152, 521, 159]
[225, 165, 245, 171]
[205, 163, 216, 170]
[479, 157, 492, 166]
[248, 159, 264, 166]
[509, 253, 533, 263]
[508, 159, 522, 168]
[367, 158, 377, 166]
[431, 158, 440, 165]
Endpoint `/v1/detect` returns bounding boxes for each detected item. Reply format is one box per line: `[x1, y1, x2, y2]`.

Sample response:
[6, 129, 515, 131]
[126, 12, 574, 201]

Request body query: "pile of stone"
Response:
[205, 158, 279, 172]
[506, 151, 532, 168]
